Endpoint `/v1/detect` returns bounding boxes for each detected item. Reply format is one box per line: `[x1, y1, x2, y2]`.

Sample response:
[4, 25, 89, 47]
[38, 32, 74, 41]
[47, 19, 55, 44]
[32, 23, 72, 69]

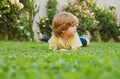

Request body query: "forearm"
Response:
[72, 47, 78, 50]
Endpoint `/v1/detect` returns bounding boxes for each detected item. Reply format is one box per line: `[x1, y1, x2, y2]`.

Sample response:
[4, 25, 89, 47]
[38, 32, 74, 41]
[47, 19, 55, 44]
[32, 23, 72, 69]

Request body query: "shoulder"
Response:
[48, 35, 59, 43]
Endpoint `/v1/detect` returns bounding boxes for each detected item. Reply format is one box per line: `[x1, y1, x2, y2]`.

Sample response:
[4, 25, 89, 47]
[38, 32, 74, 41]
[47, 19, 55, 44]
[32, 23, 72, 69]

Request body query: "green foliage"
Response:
[64, 1, 99, 35]
[92, 4, 120, 41]
[0, 0, 21, 40]
[19, 0, 34, 41]
[38, 0, 57, 36]
[64, 0, 120, 42]
[0, 0, 34, 41]
[0, 41, 120, 79]
[0, 0, 119, 42]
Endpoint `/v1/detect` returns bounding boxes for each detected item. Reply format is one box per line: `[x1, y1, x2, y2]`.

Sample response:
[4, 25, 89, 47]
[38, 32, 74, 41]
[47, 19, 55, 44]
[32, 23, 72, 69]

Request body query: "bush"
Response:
[92, 4, 120, 42]
[19, 0, 34, 41]
[37, 0, 57, 37]
[0, 0, 34, 41]
[64, 0, 120, 42]
[0, 0, 21, 40]
[64, 1, 99, 35]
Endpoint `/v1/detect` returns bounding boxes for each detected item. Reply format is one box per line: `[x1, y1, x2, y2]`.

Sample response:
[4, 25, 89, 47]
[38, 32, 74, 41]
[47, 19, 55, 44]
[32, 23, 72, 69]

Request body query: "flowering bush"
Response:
[0, 0, 22, 40]
[38, 0, 57, 37]
[92, 3, 120, 41]
[37, 0, 119, 42]
[0, 0, 34, 41]
[10, 0, 24, 9]
[64, 1, 99, 35]
[18, 0, 34, 41]
[38, 17, 52, 36]
[64, 0, 120, 42]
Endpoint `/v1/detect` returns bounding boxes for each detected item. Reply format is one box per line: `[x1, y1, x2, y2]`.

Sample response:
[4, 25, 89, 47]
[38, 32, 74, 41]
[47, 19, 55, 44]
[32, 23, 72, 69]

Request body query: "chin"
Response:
[70, 34, 75, 36]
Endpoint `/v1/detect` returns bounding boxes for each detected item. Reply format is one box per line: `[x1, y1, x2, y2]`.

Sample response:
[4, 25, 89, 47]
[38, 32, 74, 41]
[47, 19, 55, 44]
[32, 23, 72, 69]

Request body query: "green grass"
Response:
[0, 41, 120, 79]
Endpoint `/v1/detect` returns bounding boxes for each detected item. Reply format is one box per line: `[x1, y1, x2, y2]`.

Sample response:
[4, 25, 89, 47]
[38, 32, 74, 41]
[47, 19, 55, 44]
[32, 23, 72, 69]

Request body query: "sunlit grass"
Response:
[0, 41, 120, 79]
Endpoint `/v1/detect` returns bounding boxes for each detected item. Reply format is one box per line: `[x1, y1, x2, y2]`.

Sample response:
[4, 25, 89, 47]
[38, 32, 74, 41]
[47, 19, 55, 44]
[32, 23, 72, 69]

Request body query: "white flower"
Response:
[74, 4, 78, 8]
[117, 22, 120, 26]
[10, 0, 24, 9]
[46, 18, 49, 21]
[5, 5, 10, 8]
[9, 0, 15, 5]
[118, 36, 120, 39]
[19, 26, 24, 30]
[98, 6, 105, 11]
[29, 38, 33, 41]
[16, 20, 20, 23]
[111, 9, 115, 13]
[85, 10, 90, 14]
[90, 12, 95, 18]
[82, 1, 87, 6]
[0, 14, 1, 17]
[75, 12, 79, 16]
[48, 9, 51, 11]
[26, 32, 30, 36]
[42, 20, 45, 23]
[43, 25, 46, 27]
[93, 20, 99, 24]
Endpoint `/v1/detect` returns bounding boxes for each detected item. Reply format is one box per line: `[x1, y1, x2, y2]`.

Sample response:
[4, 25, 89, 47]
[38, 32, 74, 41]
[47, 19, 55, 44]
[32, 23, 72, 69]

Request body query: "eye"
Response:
[72, 26, 76, 27]
[72, 26, 75, 27]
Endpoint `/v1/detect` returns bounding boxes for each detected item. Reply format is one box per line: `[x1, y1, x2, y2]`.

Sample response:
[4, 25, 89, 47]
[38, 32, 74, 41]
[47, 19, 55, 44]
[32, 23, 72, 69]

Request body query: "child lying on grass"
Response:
[40, 12, 90, 51]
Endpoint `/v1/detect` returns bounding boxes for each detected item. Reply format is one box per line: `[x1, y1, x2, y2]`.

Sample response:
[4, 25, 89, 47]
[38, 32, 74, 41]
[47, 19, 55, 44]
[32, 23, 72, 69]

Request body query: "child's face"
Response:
[62, 26, 77, 36]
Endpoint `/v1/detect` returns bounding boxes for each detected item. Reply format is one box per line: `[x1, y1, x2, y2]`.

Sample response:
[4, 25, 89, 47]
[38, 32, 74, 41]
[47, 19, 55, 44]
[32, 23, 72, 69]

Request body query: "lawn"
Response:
[0, 41, 120, 79]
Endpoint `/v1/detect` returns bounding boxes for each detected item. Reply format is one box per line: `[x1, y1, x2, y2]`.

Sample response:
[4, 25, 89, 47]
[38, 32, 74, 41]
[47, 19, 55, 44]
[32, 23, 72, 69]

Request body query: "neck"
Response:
[61, 34, 71, 45]
[61, 34, 70, 40]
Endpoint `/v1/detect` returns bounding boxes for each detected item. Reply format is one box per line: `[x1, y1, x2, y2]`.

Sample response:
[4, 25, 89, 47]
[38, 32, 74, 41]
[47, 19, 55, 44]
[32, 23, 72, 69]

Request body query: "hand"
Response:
[72, 47, 78, 51]
[59, 49, 68, 51]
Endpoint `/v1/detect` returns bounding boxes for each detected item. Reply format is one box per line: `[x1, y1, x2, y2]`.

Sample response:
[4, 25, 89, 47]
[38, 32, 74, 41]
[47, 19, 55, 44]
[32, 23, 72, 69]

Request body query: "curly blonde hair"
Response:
[52, 12, 79, 37]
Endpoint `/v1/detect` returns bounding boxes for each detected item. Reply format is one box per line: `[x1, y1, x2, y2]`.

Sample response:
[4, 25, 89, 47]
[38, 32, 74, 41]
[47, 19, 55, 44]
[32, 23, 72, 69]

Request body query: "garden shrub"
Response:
[19, 0, 34, 41]
[92, 4, 120, 42]
[0, 0, 22, 40]
[10, 0, 119, 42]
[0, 0, 34, 41]
[64, 0, 99, 41]
[64, 0, 99, 40]
[64, 0, 120, 42]
[37, 0, 57, 37]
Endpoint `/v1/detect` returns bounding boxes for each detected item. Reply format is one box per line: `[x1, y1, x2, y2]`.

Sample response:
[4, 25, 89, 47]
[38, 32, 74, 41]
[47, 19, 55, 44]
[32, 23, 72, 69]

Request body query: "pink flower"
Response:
[19, 2, 24, 9]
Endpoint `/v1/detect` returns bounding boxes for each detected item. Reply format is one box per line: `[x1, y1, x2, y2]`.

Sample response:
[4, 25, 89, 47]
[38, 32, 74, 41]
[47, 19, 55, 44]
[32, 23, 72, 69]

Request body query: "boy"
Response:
[41, 12, 90, 51]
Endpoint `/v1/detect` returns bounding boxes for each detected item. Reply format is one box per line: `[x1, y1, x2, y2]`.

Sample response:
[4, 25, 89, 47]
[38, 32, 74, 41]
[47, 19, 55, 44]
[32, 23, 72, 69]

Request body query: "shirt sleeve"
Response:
[48, 35, 57, 50]
[71, 32, 82, 49]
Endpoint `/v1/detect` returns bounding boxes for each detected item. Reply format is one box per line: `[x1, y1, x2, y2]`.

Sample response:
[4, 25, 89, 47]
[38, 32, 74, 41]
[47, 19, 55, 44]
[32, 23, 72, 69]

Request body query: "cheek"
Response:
[70, 30, 75, 35]
[71, 29, 75, 32]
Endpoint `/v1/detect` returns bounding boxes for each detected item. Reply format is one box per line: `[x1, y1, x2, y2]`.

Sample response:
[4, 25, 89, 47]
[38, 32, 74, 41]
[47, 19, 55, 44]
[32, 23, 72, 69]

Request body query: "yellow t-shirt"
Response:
[48, 32, 82, 50]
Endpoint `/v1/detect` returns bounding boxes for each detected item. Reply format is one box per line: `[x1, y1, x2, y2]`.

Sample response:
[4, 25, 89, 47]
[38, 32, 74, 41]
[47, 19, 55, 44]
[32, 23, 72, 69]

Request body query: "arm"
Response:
[71, 32, 82, 50]
[72, 47, 78, 50]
